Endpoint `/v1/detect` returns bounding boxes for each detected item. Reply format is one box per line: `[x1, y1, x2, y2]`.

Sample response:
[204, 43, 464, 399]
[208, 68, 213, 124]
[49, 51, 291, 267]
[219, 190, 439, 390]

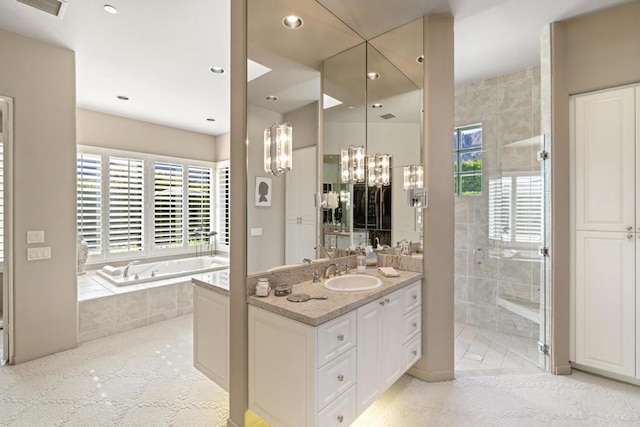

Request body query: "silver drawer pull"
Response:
[379, 301, 385, 306]
[385, 298, 390, 303]
[628, 226, 633, 231]
[412, 322, 417, 328]
[628, 234, 634, 239]
[337, 334, 344, 342]
[337, 415, 344, 423]
[337, 374, 344, 382]
[412, 350, 417, 356]
[412, 294, 417, 300]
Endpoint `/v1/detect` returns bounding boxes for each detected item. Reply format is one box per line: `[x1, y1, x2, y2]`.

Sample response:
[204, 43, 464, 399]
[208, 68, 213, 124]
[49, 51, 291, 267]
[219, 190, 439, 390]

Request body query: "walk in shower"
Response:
[454, 67, 550, 373]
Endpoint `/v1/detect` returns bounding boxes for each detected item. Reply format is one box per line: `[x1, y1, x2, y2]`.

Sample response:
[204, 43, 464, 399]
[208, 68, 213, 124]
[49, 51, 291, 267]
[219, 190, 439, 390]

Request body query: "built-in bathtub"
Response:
[96, 255, 229, 286]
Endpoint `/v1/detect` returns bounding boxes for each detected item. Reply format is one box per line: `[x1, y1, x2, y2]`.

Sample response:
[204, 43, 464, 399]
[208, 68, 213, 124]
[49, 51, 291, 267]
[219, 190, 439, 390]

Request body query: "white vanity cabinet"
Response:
[248, 279, 422, 426]
[193, 286, 229, 391]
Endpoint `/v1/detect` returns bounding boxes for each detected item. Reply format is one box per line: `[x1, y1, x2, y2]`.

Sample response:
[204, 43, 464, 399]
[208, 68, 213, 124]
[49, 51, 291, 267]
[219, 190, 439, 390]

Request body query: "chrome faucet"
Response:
[324, 263, 340, 278]
[123, 260, 141, 278]
[303, 258, 312, 264]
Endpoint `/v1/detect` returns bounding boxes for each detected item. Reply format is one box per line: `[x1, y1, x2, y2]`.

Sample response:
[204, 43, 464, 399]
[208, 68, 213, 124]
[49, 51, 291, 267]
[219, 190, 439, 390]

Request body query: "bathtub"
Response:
[96, 255, 229, 286]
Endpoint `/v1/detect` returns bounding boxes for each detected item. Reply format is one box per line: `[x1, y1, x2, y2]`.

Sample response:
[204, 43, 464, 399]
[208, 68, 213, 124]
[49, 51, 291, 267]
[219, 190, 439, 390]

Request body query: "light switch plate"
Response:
[27, 230, 45, 244]
[250, 227, 263, 237]
[27, 246, 52, 261]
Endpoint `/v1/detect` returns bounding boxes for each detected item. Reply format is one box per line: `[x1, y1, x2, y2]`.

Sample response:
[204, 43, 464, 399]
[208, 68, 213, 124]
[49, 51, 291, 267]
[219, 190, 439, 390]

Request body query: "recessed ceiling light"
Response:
[117, 95, 129, 101]
[209, 66, 225, 74]
[104, 4, 118, 14]
[372, 103, 383, 109]
[282, 15, 303, 29]
[417, 55, 424, 64]
[206, 118, 216, 122]
[367, 72, 380, 80]
[266, 95, 278, 101]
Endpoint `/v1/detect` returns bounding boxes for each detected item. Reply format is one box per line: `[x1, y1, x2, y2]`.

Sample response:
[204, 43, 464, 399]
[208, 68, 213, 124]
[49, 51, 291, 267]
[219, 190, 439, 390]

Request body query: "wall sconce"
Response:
[341, 145, 365, 184]
[264, 122, 292, 175]
[367, 153, 391, 187]
[403, 164, 423, 190]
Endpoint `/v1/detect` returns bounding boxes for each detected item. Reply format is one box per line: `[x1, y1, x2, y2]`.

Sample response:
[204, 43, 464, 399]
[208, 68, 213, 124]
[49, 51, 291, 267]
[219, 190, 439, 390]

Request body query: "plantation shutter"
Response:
[0, 142, 4, 262]
[187, 165, 212, 246]
[515, 175, 543, 243]
[154, 162, 184, 249]
[108, 156, 144, 254]
[217, 164, 230, 248]
[488, 177, 512, 241]
[77, 152, 102, 256]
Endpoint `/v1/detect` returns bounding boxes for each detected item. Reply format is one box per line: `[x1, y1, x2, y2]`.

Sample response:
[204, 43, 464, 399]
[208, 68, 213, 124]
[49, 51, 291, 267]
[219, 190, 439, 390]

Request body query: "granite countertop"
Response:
[191, 269, 231, 296]
[247, 269, 422, 327]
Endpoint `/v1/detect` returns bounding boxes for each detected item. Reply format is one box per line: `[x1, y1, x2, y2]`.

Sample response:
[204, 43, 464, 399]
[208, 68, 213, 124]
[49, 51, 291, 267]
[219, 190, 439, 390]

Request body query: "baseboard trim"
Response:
[553, 364, 572, 375]
[408, 366, 455, 382]
[227, 418, 240, 427]
[571, 363, 640, 386]
[12, 340, 78, 365]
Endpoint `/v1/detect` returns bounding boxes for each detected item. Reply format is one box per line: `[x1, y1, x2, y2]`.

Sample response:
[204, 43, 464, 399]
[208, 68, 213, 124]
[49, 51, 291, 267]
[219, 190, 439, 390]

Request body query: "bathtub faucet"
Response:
[123, 260, 141, 278]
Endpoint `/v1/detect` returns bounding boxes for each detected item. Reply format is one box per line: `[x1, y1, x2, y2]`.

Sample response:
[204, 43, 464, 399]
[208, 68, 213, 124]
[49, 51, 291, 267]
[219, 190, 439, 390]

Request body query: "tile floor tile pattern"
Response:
[2, 315, 640, 426]
[0, 315, 228, 426]
[455, 322, 543, 375]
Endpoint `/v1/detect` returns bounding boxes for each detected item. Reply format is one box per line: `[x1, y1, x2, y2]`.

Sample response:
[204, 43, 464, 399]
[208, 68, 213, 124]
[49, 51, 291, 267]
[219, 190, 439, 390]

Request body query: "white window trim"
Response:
[215, 159, 230, 254]
[78, 145, 223, 265]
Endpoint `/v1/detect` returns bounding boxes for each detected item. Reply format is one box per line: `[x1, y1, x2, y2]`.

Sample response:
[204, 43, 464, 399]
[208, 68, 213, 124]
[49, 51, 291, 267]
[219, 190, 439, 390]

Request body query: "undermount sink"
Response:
[324, 274, 382, 292]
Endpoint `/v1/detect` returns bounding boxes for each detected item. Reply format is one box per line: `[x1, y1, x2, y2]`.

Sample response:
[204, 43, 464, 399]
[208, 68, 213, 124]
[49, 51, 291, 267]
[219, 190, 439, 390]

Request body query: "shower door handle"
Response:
[473, 248, 484, 264]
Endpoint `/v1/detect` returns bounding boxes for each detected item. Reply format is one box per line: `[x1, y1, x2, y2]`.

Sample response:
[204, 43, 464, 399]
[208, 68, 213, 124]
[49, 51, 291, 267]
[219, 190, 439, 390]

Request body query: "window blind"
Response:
[217, 164, 230, 248]
[488, 177, 512, 241]
[154, 162, 184, 249]
[515, 175, 543, 243]
[108, 156, 144, 254]
[188, 165, 212, 246]
[77, 152, 102, 256]
[0, 142, 4, 263]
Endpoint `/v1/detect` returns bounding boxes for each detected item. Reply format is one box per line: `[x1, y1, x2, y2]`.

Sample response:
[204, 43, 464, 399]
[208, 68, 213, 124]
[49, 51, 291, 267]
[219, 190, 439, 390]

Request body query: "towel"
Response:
[102, 265, 123, 276]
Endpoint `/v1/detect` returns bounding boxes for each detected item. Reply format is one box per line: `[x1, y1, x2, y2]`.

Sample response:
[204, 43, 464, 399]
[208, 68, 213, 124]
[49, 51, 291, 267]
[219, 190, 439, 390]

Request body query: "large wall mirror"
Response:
[246, 0, 424, 276]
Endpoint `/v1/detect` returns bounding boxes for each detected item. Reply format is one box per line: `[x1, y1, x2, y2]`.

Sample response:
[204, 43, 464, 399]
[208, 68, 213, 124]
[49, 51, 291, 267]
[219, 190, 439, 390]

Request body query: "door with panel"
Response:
[575, 230, 635, 377]
[381, 291, 403, 389]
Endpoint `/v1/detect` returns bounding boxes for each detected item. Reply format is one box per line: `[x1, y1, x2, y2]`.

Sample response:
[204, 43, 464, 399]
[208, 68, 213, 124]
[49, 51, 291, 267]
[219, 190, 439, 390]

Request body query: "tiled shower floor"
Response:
[455, 322, 543, 376]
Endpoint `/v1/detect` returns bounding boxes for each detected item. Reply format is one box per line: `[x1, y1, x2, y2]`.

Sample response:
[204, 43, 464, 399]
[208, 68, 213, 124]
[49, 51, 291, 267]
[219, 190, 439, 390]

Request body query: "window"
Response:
[488, 174, 543, 244]
[77, 146, 227, 263]
[0, 141, 4, 263]
[216, 162, 230, 250]
[454, 124, 482, 195]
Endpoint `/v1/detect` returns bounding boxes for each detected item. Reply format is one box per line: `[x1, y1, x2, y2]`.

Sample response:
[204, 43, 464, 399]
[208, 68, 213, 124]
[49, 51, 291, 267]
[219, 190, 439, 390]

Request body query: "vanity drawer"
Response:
[402, 281, 421, 313]
[317, 385, 356, 427]
[317, 348, 356, 411]
[402, 307, 421, 343]
[317, 311, 356, 366]
[403, 334, 422, 370]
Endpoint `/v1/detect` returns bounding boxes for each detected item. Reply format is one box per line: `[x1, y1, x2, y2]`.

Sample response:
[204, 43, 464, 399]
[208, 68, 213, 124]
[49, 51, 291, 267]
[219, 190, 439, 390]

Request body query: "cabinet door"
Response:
[356, 299, 383, 415]
[299, 147, 318, 222]
[574, 87, 636, 232]
[381, 291, 404, 389]
[193, 286, 229, 391]
[575, 231, 635, 377]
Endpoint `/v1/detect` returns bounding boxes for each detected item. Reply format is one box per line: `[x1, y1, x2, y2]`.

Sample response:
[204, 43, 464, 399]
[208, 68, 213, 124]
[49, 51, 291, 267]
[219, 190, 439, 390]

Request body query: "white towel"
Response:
[102, 265, 123, 276]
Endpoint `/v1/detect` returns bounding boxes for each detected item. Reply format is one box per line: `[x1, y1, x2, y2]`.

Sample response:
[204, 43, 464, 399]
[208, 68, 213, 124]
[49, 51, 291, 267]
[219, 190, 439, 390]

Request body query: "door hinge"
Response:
[538, 246, 549, 257]
[537, 151, 549, 161]
[537, 342, 549, 355]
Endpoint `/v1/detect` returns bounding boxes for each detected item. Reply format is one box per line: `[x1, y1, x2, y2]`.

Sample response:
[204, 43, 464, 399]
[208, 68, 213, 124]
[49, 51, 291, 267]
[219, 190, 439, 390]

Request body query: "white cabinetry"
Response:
[193, 286, 229, 390]
[248, 280, 422, 426]
[571, 85, 640, 381]
[286, 146, 317, 264]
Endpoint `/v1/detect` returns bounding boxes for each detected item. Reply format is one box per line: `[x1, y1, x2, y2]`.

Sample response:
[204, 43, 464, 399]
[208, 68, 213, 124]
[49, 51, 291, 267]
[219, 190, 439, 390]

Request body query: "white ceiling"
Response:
[0, 0, 632, 136]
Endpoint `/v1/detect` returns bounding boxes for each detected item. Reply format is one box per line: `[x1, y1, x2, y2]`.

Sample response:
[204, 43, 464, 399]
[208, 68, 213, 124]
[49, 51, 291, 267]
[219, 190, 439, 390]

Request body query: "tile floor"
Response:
[2, 315, 640, 426]
[455, 322, 543, 375]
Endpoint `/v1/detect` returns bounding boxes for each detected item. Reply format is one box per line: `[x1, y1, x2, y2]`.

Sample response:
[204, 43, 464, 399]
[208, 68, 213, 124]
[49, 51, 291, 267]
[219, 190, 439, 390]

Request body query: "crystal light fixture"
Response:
[367, 153, 391, 187]
[264, 122, 292, 175]
[341, 145, 365, 184]
[403, 164, 424, 190]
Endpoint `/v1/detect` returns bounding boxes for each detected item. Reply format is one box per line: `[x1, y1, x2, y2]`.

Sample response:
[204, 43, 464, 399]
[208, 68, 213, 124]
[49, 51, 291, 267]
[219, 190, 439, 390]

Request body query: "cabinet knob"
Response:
[385, 298, 390, 303]
[412, 294, 418, 300]
[337, 374, 344, 382]
[412, 350, 417, 356]
[628, 234, 634, 239]
[337, 415, 344, 423]
[337, 334, 344, 342]
[379, 301, 385, 306]
[412, 322, 417, 328]
[628, 226, 633, 231]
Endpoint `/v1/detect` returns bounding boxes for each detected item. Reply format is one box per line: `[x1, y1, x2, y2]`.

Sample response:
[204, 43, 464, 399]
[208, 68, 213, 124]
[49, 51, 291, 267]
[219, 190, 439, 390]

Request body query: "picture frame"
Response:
[255, 177, 272, 207]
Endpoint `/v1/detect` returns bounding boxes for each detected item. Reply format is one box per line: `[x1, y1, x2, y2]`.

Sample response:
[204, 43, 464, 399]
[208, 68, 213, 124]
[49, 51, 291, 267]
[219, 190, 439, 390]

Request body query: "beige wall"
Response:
[77, 108, 216, 161]
[283, 101, 318, 150]
[550, 1, 640, 374]
[216, 132, 231, 161]
[0, 29, 78, 363]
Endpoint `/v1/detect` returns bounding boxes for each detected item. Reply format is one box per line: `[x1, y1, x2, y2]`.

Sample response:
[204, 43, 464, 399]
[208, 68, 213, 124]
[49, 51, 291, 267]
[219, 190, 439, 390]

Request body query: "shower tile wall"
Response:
[455, 66, 541, 339]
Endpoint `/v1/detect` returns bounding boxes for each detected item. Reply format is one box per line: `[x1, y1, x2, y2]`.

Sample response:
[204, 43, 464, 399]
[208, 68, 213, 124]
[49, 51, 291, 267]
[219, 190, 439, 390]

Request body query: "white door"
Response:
[575, 231, 635, 377]
[193, 286, 229, 390]
[356, 299, 383, 415]
[285, 147, 317, 264]
[381, 291, 404, 388]
[574, 87, 636, 232]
